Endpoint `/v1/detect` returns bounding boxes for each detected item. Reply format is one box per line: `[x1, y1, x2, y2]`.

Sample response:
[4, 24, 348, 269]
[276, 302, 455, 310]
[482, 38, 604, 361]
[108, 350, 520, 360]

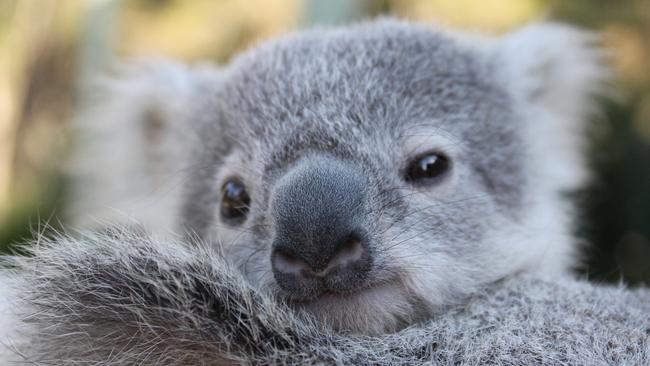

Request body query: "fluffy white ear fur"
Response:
[489, 23, 609, 275]
[493, 22, 609, 191]
[69, 60, 210, 235]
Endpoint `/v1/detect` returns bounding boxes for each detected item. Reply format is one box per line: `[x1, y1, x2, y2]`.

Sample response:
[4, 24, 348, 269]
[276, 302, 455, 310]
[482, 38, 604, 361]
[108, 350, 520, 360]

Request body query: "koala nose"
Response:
[272, 230, 368, 280]
[270, 155, 372, 299]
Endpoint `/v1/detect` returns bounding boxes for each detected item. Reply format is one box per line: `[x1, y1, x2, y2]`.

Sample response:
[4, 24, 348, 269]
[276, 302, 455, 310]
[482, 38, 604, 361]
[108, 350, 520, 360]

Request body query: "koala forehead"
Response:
[191, 19, 525, 218]
[216, 19, 517, 149]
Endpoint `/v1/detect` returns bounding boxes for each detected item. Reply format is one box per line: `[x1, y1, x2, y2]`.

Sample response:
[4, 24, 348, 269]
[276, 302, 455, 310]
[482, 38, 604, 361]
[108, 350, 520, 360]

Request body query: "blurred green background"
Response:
[0, 0, 648, 285]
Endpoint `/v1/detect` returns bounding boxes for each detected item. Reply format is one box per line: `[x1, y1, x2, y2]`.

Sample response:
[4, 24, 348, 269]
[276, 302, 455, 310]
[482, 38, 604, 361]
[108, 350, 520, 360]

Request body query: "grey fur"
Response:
[1, 230, 649, 365]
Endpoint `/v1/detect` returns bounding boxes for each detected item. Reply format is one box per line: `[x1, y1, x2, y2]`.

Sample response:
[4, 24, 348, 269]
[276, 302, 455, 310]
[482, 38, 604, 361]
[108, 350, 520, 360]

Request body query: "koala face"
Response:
[174, 20, 602, 334]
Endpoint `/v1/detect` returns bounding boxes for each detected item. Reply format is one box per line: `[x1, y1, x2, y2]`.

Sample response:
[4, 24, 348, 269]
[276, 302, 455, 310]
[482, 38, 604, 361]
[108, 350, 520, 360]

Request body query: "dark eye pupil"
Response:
[405, 153, 450, 184]
[221, 179, 250, 222]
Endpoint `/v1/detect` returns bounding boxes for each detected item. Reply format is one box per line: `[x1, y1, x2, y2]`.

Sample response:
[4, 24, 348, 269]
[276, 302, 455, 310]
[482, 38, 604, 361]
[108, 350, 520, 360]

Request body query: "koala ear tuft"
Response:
[494, 22, 610, 118]
[491, 23, 610, 192]
[71, 60, 219, 233]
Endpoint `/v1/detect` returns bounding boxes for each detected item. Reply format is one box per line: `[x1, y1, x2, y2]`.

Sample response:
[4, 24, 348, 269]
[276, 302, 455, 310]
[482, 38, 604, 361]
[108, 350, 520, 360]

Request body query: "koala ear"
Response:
[491, 22, 609, 191]
[70, 60, 219, 233]
[493, 22, 608, 119]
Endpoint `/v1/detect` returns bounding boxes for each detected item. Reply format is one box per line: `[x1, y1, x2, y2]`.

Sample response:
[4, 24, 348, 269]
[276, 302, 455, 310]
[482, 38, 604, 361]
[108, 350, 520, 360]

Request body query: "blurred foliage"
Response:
[0, 0, 648, 284]
[548, 0, 650, 284]
[576, 96, 650, 285]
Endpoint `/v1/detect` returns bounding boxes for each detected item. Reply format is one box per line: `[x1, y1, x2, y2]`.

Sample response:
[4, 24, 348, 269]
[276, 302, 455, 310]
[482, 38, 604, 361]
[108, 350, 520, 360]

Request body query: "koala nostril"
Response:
[325, 234, 365, 273]
[271, 249, 311, 276]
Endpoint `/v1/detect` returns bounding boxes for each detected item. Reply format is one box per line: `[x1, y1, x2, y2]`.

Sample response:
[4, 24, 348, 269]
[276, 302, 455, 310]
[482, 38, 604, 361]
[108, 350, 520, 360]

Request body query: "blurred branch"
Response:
[0, 1, 80, 248]
[303, 0, 387, 25]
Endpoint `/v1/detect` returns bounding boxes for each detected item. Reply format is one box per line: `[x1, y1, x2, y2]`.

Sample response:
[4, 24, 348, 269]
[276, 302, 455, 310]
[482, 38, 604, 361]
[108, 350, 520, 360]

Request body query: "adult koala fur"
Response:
[1, 231, 649, 365]
[3, 18, 649, 365]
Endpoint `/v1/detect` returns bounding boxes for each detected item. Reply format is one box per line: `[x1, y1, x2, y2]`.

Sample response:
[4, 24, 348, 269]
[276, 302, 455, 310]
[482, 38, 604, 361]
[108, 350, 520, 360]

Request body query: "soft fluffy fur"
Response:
[3, 18, 634, 364]
[66, 18, 607, 334]
[1, 230, 649, 365]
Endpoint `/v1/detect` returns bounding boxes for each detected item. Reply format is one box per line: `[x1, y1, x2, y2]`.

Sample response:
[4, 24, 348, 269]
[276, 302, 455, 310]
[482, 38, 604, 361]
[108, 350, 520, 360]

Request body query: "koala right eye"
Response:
[404, 152, 450, 185]
[220, 178, 250, 224]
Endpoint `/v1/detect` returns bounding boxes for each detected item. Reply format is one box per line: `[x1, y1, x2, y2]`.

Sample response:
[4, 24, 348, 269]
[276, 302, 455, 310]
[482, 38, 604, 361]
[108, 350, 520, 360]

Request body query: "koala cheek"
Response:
[213, 227, 240, 252]
[215, 229, 267, 276]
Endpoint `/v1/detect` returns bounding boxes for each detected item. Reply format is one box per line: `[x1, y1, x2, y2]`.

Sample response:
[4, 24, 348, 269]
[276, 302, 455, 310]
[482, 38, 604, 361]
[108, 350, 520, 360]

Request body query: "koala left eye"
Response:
[404, 152, 450, 185]
[220, 178, 251, 224]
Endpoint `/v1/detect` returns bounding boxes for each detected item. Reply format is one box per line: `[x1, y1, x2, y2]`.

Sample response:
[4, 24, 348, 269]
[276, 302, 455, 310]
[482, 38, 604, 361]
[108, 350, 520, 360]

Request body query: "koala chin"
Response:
[72, 19, 606, 334]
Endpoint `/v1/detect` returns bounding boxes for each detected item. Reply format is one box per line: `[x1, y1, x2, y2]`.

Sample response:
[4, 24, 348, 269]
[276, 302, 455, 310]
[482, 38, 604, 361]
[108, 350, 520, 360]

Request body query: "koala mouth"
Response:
[288, 279, 416, 334]
[281, 268, 404, 307]
[315, 283, 393, 304]
[289, 281, 380, 303]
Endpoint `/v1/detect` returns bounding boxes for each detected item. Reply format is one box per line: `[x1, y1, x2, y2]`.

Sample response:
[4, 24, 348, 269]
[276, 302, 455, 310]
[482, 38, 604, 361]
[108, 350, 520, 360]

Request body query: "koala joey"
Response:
[72, 18, 605, 335]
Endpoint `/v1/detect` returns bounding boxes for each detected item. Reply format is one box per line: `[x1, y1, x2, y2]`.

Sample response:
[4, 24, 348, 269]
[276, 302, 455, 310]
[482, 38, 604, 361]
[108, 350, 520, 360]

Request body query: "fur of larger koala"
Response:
[63, 19, 605, 335]
[3, 230, 650, 365]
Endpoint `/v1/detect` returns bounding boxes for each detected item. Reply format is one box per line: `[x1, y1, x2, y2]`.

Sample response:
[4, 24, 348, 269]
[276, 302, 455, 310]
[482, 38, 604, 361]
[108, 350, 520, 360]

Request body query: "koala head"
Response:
[77, 19, 605, 334]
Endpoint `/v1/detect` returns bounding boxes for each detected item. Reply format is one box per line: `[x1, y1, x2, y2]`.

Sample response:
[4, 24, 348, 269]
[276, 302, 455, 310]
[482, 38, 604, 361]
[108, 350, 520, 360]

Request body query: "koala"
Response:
[69, 18, 605, 335]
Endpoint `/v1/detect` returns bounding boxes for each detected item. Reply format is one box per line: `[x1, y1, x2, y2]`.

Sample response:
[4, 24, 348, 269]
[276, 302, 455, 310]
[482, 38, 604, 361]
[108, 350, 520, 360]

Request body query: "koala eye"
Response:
[405, 152, 450, 185]
[220, 178, 251, 223]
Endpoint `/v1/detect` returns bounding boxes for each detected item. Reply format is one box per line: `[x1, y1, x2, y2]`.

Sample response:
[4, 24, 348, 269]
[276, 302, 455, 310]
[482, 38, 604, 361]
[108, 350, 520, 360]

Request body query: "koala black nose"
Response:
[270, 155, 372, 299]
[271, 231, 368, 283]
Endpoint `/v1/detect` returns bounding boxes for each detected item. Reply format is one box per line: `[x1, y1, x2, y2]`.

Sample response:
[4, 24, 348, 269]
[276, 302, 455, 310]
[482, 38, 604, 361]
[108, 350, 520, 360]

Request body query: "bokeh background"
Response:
[0, 0, 648, 285]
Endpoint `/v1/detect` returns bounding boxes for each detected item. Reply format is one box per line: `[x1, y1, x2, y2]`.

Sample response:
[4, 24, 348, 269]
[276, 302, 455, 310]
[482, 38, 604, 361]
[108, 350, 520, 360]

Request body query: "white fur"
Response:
[492, 23, 608, 273]
[69, 60, 214, 235]
[0, 272, 31, 363]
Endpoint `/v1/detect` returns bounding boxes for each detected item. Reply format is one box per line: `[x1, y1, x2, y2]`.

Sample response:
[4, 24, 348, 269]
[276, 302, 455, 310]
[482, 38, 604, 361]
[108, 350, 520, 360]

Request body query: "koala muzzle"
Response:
[270, 155, 372, 299]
